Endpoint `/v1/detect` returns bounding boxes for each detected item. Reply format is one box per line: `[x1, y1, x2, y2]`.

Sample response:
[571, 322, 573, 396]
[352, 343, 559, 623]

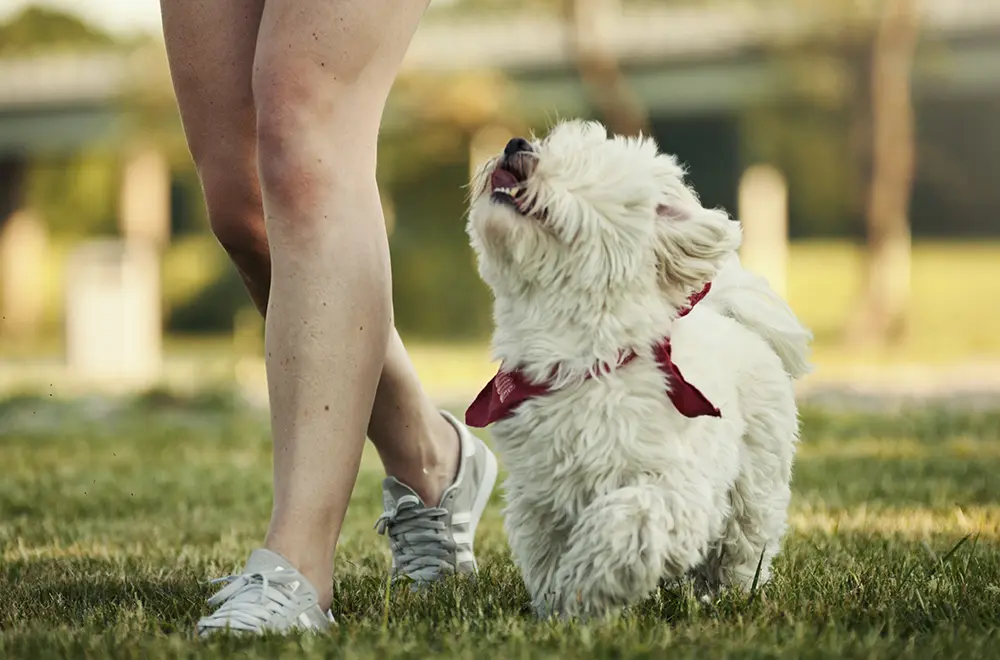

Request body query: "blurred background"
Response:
[1, 0, 998, 407]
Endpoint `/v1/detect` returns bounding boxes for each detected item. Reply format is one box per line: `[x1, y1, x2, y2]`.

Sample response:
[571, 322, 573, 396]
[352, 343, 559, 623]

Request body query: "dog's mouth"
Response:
[490, 168, 524, 209]
[489, 149, 540, 217]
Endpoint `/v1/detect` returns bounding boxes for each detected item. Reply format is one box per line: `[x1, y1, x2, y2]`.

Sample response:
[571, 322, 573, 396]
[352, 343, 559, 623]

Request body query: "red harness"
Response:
[465, 284, 720, 428]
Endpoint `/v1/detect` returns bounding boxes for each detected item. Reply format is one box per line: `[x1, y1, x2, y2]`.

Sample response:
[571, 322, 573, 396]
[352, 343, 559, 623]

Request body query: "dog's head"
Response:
[467, 120, 742, 311]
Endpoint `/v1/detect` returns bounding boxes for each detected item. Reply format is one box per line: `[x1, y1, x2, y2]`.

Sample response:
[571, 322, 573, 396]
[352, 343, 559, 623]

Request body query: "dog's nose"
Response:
[504, 137, 532, 157]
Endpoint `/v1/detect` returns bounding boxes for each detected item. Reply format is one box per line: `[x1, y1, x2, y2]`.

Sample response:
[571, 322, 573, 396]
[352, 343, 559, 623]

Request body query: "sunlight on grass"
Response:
[787, 241, 1000, 364]
[797, 436, 1000, 460]
[2, 400, 999, 657]
[789, 506, 1000, 540]
[5, 506, 996, 565]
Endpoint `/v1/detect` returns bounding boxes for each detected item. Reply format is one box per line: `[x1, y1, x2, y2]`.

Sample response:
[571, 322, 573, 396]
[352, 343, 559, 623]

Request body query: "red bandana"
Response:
[465, 283, 720, 428]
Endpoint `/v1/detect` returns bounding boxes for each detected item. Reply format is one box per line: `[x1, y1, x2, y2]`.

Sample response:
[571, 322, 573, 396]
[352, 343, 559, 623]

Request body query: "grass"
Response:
[2, 394, 1000, 658]
[785, 241, 1000, 364]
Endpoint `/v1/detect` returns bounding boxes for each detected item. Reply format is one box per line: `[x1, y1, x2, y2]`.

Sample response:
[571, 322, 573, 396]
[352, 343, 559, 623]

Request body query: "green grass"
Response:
[2, 395, 1000, 658]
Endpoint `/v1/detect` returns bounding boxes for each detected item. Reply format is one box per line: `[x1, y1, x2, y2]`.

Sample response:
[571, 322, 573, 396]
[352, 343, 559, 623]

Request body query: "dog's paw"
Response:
[530, 592, 558, 621]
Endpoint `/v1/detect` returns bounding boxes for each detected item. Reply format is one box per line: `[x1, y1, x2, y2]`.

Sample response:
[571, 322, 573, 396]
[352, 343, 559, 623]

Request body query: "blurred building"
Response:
[1, 0, 999, 346]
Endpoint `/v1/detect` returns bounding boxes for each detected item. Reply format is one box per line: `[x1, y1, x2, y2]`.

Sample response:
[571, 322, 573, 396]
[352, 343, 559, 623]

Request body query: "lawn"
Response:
[2, 393, 999, 659]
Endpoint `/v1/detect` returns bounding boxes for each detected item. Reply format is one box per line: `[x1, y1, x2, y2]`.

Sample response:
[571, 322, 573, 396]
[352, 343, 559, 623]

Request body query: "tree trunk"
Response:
[848, 0, 919, 345]
[565, 0, 650, 137]
[0, 157, 27, 234]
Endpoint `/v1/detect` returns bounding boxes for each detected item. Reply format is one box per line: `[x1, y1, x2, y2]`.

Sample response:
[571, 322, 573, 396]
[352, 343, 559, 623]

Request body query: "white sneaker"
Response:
[197, 548, 334, 636]
[375, 410, 499, 584]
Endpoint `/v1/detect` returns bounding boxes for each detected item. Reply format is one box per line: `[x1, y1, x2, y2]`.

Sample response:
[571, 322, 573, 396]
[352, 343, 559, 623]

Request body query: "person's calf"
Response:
[368, 330, 460, 506]
[251, 58, 394, 610]
[193, 112, 458, 512]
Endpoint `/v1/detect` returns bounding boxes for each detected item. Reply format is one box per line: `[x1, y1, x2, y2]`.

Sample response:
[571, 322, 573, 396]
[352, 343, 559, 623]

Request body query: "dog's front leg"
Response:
[551, 483, 721, 619]
[503, 493, 570, 619]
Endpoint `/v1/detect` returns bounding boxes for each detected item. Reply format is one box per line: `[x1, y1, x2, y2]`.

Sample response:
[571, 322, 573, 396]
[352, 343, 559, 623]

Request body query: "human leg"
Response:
[368, 328, 460, 500]
[159, 0, 270, 313]
[163, 0, 461, 510]
[162, 0, 492, 628]
[249, 0, 433, 605]
[161, 0, 334, 634]
[253, 0, 496, 591]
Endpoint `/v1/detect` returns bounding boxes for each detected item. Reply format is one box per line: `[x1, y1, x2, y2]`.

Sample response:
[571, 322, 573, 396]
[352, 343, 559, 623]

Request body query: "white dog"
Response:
[463, 120, 812, 618]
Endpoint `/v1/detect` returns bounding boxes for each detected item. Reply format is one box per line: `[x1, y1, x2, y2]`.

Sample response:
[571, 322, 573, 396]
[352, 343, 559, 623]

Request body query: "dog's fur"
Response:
[465, 120, 812, 618]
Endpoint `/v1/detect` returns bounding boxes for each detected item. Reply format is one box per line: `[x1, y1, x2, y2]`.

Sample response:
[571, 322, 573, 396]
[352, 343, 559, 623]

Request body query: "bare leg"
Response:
[161, 0, 458, 515]
[159, 0, 270, 313]
[162, 0, 452, 609]
[368, 328, 459, 497]
[252, 0, 434, 608]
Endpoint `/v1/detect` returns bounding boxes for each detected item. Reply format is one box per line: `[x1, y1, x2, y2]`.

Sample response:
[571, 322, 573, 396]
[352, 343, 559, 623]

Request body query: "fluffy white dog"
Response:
[463, 120, 813, 618]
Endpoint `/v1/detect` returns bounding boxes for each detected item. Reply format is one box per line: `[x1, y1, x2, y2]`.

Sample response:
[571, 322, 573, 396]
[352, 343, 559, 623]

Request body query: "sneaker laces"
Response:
[374, 493, 457, 583]
[199, 569, 302, 633]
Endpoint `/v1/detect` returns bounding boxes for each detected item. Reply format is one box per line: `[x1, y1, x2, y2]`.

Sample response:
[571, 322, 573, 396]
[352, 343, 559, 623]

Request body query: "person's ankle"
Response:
[383, 413, 460, 505]
[426, 412, 461, 498]
[260, 540, 334, 611]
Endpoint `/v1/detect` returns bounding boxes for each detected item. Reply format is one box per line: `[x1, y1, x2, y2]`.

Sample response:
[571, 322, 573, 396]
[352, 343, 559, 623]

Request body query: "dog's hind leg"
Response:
[551, 482, 722, 618]
[715, 389, 798, 594]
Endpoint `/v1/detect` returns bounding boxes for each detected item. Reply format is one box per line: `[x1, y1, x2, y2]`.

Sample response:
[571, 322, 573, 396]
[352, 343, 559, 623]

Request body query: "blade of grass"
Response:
[748, 547, 766, 604]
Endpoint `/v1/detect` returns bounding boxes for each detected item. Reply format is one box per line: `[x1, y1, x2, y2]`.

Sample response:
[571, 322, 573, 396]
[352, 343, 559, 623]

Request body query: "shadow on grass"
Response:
[1, 535, 998, 660]
[1, 558, 205, 634]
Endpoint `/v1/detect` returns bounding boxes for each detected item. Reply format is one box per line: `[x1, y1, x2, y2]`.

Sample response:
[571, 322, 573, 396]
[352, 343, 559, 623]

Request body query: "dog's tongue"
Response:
[491, 168, 519, 190]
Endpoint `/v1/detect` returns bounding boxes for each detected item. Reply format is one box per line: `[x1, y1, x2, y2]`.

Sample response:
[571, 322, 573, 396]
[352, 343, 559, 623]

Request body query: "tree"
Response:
[750, 0, 920, 344]
[0, 6, 115, 56]
[847, 0, 919, 345]
[563, 0, 650, 137]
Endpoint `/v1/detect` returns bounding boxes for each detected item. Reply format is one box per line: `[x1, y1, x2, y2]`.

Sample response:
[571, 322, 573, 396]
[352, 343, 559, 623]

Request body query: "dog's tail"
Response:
[703, 254, 813, 379]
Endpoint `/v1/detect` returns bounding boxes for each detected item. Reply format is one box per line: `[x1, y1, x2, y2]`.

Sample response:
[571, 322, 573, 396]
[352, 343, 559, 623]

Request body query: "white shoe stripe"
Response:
[452, 531, 472, 546]
[451, 512, 472, 525]
[457, 549, 475, 564]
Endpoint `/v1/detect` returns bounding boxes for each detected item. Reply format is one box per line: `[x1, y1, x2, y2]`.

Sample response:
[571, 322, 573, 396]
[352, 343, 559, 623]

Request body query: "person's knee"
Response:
[198, 156, 266, 259]
[253, 62, 382, 224]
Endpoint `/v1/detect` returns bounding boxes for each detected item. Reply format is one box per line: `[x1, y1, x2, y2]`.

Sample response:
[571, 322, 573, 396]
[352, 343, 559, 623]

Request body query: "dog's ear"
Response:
[652, 197, 742, 300]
